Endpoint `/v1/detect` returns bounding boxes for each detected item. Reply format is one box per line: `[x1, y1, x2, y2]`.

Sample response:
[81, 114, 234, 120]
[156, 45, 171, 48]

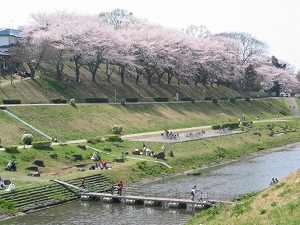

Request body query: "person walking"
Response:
[80, 177, 85, 188]
[110, 181, 115, 195]
[191, 185, 196, 201]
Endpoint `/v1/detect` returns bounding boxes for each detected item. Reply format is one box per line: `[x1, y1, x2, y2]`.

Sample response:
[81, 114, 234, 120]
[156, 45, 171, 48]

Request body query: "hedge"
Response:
[125, 97, 139, 102]
[204, 97, 212, 101]
[153, 97, 169, 102]
[85, 98, 109, 103]
[5, 146, 19, 153]
[32, 141, 52, 149]
[245, 97, 251, 102]
[180, 97, 192, 101]
[50, 98, 67, 104]
[3, 100, 21, 104]
[219, 96, 228, 100]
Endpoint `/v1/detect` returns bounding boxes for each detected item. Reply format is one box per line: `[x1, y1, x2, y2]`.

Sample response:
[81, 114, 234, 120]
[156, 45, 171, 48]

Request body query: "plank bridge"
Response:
[80, 192, 233, 210]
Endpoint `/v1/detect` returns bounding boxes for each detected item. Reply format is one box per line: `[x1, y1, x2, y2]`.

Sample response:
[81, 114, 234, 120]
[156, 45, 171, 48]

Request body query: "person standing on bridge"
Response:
[110, 181, 115, 195]
[191, 185, 196, 201]
[117, 181, 124, 196]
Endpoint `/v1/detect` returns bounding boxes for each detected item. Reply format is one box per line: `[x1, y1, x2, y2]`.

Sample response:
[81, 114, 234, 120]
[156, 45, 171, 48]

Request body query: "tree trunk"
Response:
[167, 72, 173, 85]
[105, 63, 114, 83]
[119, 65, 125, 84]
[73, 55, 82, 82]
[56, 62, 64, 81]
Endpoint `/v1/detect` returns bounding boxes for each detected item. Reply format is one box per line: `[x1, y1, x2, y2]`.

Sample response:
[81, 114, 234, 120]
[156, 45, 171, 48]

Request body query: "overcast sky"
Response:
[1, 0, 299, 71]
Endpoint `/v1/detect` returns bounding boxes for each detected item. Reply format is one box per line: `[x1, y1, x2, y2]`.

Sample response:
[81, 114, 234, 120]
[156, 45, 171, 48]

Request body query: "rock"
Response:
[3, 179, 11, 185]
[34, 159, 44, 167]
[168, 150, 174, 157]
[28, 165, 39, 171]
[73, 154, 83, 160]
[115, 158, 124, 162]
[132, 149, 141, 155]
[50, 153, 58, 159]
[28, 171, 40, 177]
[77, 144, 86, 150]
[156, 152, 165, 159]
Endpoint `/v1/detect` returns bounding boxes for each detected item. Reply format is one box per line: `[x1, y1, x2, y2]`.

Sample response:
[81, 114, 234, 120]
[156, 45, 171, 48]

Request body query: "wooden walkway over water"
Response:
[80, 192, 233, 209]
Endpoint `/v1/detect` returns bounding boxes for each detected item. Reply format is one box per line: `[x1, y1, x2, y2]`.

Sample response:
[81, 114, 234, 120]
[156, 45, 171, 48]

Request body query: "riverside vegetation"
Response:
[0, 75, 300, 224]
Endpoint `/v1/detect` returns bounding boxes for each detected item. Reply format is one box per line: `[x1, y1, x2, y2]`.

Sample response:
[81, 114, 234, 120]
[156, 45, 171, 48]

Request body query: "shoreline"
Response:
[135, 141, 300, 185]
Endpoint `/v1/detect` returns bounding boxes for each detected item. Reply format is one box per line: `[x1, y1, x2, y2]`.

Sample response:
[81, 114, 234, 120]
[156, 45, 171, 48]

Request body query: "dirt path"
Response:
[285, 97, 300, 116]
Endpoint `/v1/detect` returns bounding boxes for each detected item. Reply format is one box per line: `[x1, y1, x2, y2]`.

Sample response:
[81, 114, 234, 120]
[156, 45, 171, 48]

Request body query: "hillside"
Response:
[0, 65, 242, 104]
[0, 98, 289, 146]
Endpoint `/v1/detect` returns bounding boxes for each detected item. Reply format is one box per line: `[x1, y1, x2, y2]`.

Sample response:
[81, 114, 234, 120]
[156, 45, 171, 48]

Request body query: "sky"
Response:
[1, 0, 299, 72]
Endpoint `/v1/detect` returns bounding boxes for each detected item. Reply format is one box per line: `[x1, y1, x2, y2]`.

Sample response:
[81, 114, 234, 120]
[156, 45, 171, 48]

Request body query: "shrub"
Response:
[153, 97, 169, 102]
[212, 98, 218, 104]
[85, 98, 109, 103]
[229, 97, 236, 103]
[236, 96, 242, 99]
[204, 97, 212, 101]
[271, 201, 277, 207]
[242, 121, 253, 126]
[112, 125, 123, 134]
[3, 99, 21, 104]
[120, 99, 125, 105]
[5, 146, 19, 153]
[70, 98, 76, 106]
[87, 136, 103, 143]
[22, 133, 33, 145]
[245, 97, 251, 102]
[125, 97, 139, 102]
[180, 97, 191, 101]
[191, 98, 195, 103]
[0, 106, 7, 110]
[32, 141, 52, 149]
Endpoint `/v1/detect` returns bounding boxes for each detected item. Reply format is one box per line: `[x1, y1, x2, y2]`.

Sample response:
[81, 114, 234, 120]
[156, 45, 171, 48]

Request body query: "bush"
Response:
[120, 99, 125, 105]
[242, 121, 253, 126]
[229, 97, 236, 103]
[212, 98, 219, 104]
[180, 97, 192, 101]
[236, 96, 242, 99]
[245, 97, 251, 102]
[153, 97, 169, 102]
[32, 141, 52, 149]
[191, 98, 195, 103]
[70, 98, 76, 106]
[112, 125, 123, 134]
[125, 97, 139, 102]
[87, 136, 103, 143]
[22, 133, 33, 145]
[3, 99, 21, 104]
[85, 98, 109, 103]
[5, 146, 19, 153]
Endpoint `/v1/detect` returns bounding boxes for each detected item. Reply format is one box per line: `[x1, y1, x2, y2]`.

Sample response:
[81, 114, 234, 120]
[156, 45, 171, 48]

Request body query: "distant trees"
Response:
[11, 10, 298, 93]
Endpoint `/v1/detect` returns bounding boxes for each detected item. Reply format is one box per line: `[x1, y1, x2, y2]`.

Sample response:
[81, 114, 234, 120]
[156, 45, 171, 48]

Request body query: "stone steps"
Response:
[0, 174, 111, 212]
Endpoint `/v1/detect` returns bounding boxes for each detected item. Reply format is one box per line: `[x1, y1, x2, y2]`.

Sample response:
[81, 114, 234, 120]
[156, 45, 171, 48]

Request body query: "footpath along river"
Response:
[2, 144, 300, 225]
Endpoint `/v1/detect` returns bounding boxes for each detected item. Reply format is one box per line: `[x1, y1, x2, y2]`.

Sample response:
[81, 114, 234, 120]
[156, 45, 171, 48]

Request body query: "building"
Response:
[0, 29, 21, 70]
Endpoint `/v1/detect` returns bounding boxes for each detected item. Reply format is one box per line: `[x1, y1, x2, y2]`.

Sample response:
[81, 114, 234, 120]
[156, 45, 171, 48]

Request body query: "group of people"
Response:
[110, 181, 124, 196]
[161, 130, 179, 140]
[0, 177, 15, 192]
[6, 160, 17, 171]
[190, 185, 203, 202]
[142, 143, 156, 157]
[269, 178, 279, 186]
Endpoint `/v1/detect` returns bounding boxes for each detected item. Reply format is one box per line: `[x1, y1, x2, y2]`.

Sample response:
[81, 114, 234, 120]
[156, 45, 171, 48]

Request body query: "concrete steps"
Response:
[0, 174, 111, 212]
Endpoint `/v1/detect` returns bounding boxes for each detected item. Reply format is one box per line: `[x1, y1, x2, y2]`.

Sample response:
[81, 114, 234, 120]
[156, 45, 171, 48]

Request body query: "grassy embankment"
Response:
[186, 168, 300, 225]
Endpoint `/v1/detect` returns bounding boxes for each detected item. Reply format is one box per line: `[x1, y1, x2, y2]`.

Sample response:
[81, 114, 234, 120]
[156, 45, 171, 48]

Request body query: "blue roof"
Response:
[0, 29, 21, 37]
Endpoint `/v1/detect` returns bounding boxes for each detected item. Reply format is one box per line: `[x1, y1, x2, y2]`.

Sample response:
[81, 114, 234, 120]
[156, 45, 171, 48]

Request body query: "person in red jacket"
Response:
[80, 177, 85, 187]
[117, 181, 124, 196]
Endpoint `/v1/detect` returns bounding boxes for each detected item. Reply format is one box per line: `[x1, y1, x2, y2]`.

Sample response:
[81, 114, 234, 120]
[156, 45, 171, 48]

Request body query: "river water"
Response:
[2, 144, 300, 225]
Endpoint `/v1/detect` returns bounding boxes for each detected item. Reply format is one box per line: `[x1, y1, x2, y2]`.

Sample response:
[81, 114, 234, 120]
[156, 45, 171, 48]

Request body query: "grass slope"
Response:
[0, 98, 289, 146]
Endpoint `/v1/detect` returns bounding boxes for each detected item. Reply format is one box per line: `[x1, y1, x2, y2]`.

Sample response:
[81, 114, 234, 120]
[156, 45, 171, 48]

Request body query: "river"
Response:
[2, 144, 300, 225]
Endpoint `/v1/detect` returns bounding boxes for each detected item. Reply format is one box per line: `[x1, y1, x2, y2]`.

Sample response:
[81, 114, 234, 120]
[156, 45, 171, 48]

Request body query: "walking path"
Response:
[285, 97, 300, 116]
